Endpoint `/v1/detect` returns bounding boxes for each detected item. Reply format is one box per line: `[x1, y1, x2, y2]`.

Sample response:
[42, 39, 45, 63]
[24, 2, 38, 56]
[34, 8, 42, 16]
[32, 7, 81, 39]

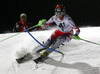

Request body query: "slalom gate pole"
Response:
[24, 27, 64, 55]
[72, 35, 100, 45]
[0, 19, 47, 42]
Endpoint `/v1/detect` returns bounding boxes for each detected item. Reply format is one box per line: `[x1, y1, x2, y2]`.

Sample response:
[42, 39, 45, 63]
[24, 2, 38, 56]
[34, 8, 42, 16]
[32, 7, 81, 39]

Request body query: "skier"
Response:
[33, 4, 80, 63]
[16, 4, 80, 64]
[13, 13, 32, 32]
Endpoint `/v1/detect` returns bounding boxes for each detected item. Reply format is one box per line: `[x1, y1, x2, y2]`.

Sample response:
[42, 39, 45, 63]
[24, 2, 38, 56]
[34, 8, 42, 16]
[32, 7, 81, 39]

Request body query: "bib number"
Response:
[59, 22, 65, 31]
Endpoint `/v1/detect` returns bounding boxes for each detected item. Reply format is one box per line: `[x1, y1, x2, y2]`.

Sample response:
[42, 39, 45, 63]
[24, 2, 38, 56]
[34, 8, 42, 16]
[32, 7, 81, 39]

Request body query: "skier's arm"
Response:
[41, 17, 54, 29]
[68, 17, 80, 36]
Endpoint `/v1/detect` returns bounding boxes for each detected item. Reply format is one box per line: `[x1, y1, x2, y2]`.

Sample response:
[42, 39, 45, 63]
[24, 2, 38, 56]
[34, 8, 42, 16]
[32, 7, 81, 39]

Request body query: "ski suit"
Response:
[38, 14, 80, 54]
[13, 21, 32, 32]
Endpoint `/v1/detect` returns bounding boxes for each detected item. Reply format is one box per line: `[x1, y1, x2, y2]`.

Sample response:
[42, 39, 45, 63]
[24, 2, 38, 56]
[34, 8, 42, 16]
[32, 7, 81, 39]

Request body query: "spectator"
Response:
[13, 13, 32, 32]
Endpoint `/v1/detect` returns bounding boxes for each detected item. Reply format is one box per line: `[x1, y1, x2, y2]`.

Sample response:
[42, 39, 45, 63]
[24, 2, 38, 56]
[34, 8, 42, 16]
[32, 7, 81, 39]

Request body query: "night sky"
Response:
[0, 0, 100, 33]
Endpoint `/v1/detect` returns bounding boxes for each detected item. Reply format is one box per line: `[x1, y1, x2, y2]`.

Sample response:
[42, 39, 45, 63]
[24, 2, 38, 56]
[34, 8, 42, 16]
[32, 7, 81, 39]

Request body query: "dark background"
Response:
[0, 0, 100, 33]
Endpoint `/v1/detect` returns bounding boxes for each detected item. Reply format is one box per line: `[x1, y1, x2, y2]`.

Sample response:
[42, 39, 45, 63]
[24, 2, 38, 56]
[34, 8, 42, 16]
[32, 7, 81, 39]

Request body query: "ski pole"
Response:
[72, 35, 100, 45]
[0, 26, 34, 42]
[0, 19, 47, 42]
[80, 38, 100, 45]
[0, 25, 35, 42]
[24, 27, 64, 55]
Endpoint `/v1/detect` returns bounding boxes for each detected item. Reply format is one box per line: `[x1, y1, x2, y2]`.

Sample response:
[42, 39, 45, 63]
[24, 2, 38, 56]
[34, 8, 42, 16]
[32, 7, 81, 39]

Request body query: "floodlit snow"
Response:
[0, 27, 100, 74]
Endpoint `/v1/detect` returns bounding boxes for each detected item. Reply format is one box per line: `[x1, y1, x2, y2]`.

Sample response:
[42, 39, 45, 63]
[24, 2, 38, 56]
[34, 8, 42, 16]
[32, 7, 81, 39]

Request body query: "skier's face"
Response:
[20, 16, 27, 22]
[56, 12, 64, 19]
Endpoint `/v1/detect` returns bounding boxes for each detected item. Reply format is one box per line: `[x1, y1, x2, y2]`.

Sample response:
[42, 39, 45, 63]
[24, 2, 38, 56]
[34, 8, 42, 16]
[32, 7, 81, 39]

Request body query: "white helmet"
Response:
[20, 13, 27, 19]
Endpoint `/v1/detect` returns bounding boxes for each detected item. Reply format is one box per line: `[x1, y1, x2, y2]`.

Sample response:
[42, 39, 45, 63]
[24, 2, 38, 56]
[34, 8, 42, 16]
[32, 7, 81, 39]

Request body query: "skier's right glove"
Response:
[40, 21, 49, 30]
[38, 19, 47, 27]
[37, 19, 48, 30]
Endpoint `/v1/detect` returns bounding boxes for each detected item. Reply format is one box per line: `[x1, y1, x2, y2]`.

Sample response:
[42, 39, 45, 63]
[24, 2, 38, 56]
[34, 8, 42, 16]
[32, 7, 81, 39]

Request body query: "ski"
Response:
[33, 54, 64, 64]
[33, 56, 49, 64]
[16, 53, 33, 64]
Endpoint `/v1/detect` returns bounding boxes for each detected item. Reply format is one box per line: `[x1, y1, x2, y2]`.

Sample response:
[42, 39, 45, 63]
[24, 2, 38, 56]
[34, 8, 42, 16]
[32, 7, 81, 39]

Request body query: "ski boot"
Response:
[16, 53, 32, 64]
[36, 48, 46, 53]
[34, 51, 49, 64]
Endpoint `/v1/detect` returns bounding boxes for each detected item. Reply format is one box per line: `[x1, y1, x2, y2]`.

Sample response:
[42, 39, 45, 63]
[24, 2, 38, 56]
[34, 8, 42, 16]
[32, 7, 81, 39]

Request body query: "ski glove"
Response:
[41, 22, 50, 29]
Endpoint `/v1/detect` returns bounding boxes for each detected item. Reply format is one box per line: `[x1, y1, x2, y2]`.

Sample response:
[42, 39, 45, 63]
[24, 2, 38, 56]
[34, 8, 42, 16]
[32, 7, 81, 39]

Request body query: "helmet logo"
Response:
[56, 8, 61, 12]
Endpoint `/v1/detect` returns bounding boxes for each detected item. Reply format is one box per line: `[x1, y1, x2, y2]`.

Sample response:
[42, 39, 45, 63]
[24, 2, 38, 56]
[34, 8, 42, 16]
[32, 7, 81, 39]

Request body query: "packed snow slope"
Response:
[0, 27, 100, 74]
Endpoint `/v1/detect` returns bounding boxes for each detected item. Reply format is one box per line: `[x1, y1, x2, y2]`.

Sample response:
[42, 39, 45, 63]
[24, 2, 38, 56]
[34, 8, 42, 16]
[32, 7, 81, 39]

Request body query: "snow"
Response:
[0, 27, 100, 74]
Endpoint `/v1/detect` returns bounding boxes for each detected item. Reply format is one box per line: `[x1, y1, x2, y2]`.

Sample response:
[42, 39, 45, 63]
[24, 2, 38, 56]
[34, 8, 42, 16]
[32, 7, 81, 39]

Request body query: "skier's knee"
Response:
[45, 39, 55, 46]
[57, 36, 66, 43]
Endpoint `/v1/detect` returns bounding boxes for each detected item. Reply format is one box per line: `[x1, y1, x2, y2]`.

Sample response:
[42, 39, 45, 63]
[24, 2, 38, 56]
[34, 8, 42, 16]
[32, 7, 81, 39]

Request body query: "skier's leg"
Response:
[35, 31, 57, 53]
[40, 30, 73, 57]
[34, 35, 69, 63]
[33, 39, 55, 63]
[34, 31, 73, 63]
[36, 39, 54, 53]
[42, 34, 73, 56]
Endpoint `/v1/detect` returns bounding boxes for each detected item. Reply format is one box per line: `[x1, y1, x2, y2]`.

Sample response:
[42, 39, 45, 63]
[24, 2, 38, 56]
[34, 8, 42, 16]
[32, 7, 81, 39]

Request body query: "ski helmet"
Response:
[55, 4, 66, 16]
[20, 13, 27, 19]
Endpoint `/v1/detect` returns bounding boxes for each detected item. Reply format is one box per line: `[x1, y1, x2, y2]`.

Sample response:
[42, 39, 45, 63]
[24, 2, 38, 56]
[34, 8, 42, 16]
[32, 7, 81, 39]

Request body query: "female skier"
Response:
[33, 4, 80, 63]
[16, 4, 80, 64]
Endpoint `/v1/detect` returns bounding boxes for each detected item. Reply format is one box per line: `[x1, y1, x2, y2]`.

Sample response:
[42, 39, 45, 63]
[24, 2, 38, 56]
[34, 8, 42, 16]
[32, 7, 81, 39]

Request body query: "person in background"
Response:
[13, 13, 32, 32]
